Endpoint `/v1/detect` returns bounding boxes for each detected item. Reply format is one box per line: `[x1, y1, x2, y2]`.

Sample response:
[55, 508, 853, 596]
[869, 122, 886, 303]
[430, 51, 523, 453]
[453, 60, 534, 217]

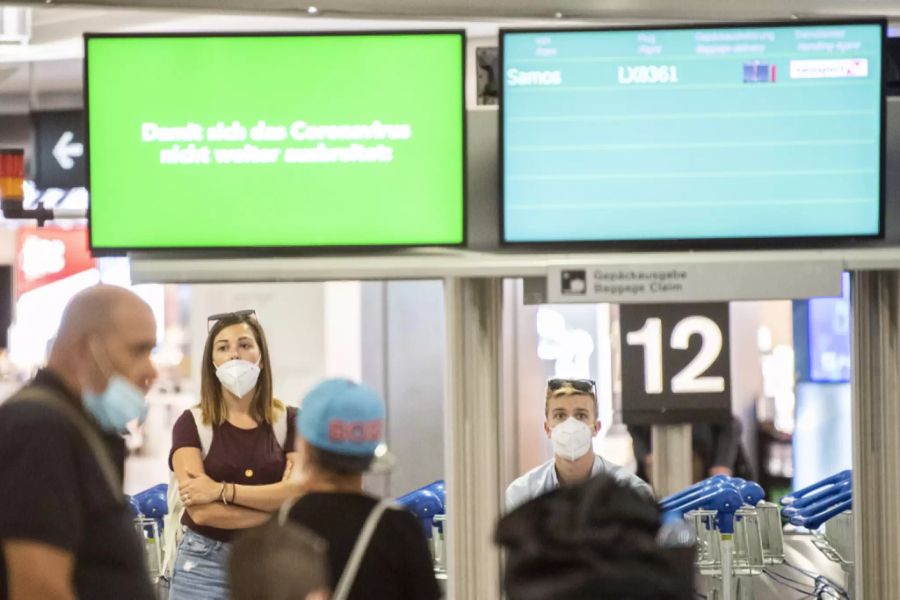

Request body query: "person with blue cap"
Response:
[287, 378, 440, 600]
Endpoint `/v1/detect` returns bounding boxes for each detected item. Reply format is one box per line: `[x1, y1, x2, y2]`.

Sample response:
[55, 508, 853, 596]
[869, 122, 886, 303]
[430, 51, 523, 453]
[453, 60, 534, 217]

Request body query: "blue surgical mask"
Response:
[83, 374, 148, 434]
[81, 338, 148, 434]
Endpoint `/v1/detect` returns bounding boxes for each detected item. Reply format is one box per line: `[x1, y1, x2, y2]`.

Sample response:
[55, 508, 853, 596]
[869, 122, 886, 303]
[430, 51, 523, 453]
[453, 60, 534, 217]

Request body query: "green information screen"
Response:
[86, 32, 465, 251]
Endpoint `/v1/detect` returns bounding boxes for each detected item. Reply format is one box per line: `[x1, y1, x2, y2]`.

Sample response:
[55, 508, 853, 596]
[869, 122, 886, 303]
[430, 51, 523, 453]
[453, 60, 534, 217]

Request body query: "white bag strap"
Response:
[277, 498, 295, 525]
[162, 407, 212, 581]
[272, 406, 288, 449]
[332, 499, 395, 600]
[189, 407, 213, 458]
[159, 471, 183, 581]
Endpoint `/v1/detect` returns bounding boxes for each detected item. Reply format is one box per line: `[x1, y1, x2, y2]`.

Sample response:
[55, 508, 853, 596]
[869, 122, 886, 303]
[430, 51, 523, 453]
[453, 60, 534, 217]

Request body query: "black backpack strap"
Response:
[8, 387, 123, 501]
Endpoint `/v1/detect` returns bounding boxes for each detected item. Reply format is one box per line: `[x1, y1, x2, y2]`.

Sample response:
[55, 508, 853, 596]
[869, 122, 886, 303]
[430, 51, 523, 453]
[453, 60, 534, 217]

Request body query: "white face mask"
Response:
[550, 417, 594, 461]
[215, 359, 261, 398]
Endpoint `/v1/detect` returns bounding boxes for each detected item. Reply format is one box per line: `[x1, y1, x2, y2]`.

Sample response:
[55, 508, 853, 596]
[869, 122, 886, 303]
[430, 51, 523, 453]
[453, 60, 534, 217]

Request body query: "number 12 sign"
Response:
[619, 303, 731, 425]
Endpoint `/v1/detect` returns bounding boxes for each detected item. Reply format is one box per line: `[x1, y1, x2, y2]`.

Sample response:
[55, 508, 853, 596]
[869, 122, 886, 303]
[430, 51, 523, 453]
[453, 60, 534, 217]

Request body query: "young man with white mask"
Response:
[0, 285, 159, 600]
[168, 310, 302, 600]
[505, 378, 652, 512]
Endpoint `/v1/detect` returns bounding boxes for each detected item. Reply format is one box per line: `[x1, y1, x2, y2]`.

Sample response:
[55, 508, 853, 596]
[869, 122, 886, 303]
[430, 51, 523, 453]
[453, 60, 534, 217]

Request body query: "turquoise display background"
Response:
[87, 34, 464, 249]
[503, 24, 883, 242]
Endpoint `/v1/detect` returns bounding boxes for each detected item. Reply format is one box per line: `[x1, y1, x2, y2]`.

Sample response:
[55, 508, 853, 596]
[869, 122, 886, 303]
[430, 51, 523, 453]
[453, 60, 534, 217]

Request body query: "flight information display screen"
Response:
[502, 22, 884, 245]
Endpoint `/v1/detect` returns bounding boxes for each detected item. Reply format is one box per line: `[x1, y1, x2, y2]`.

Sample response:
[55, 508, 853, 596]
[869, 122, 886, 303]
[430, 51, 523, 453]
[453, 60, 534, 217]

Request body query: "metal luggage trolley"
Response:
[432, 514, 448, 586]
[129, 483, 169, 597]
[396, 480, 448, 594]
[781, 470, 854, 595]
[132, 515, 164, 581]
[662, 475, 785, 600]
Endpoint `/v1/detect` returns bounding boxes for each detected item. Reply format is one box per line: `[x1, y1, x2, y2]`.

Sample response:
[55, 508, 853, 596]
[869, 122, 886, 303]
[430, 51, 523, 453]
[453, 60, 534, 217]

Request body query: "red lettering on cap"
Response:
[328, 419, 382, 442]
[365, 421, 381, 439]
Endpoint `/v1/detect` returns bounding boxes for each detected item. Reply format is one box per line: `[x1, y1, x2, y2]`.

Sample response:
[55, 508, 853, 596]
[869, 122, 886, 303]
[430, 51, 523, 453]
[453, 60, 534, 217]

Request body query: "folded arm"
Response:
[185, 502, 271, 529]
[174, 447, 303, 516]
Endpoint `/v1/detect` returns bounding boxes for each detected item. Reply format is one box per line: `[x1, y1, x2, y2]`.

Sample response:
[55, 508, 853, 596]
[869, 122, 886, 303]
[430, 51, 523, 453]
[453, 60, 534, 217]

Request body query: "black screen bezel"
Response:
[83, 29, 468, 257]
[498, 19, 888, 251]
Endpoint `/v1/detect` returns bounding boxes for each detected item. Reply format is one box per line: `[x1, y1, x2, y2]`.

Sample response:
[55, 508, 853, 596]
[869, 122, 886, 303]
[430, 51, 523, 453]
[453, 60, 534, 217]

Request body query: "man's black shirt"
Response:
[0, 369, 154, 600]
[288, 491, 441, 600]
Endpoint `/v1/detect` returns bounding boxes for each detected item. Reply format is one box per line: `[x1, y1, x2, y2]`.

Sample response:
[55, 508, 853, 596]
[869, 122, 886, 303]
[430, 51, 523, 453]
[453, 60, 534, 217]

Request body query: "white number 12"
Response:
[626, 315, 725, 395]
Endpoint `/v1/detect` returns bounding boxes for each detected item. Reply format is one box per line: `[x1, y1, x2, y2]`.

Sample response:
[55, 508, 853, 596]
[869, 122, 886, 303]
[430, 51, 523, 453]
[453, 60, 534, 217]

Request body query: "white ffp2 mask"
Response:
[550, 417, 593, 461]
[215, 359, 261, 398]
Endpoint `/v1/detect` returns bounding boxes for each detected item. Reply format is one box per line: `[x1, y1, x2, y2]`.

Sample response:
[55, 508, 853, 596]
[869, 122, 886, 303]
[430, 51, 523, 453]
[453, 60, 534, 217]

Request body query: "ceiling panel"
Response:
[12, 0, 900, 21]
[1, 0, 897, 111]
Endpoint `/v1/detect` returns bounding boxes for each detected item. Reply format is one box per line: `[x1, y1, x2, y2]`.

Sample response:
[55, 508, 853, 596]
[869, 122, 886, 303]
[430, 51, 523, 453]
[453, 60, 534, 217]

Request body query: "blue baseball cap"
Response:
[298, 379, 385, 457]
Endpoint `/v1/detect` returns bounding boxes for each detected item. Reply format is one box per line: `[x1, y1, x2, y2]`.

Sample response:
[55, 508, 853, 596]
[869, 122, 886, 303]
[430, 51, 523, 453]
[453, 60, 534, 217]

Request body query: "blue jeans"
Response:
[168, 530, 231, 600]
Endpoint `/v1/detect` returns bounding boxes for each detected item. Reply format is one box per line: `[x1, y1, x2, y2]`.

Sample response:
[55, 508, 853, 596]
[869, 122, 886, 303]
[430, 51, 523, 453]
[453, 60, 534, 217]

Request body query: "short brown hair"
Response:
[306, 444, 374, 475]
[200, 312, 283, 426]
[230, 519, 329, 600]
[544, 383, 599, 421]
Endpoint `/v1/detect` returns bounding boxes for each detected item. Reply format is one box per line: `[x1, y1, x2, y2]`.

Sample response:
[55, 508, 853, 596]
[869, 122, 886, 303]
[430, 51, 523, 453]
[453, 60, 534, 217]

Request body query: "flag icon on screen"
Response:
[743, 61, 776, 83]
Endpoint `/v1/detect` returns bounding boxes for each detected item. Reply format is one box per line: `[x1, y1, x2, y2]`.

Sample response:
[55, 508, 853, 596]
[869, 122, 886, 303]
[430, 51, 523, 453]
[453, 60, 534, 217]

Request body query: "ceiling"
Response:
[12, 0, 900, 21]
[0, 6, 513, 110]
[0, 0, 898, 112]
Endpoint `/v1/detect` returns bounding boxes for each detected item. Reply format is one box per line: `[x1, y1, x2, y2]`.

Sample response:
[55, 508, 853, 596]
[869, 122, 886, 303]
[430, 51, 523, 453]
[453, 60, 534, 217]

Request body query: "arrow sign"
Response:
[52, 131, 84, 170]
[33, 110, 86, 189]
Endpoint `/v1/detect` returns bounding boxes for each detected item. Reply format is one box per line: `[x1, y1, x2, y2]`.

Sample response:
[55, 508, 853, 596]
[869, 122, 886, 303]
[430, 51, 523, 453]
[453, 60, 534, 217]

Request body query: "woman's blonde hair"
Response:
[200, 312, 283, 426]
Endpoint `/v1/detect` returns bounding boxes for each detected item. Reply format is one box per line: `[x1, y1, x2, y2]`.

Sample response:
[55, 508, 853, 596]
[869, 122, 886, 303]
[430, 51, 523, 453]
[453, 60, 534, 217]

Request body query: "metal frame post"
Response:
[444, 276, 504, 600]
[651, 423, 693, 498]
[851, 270, 900, 599]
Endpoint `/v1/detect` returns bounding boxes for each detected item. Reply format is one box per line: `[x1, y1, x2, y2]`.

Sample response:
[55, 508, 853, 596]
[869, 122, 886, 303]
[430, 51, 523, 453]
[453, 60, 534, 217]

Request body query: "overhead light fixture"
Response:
[307, 6, 319, 15]
[554, 11, 564, 19]
[0, 7, 31, 45]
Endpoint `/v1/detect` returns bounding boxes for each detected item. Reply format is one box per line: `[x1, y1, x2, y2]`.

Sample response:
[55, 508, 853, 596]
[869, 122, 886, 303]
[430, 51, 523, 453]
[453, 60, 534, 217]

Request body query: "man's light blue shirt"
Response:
[505, 454, 653, 512]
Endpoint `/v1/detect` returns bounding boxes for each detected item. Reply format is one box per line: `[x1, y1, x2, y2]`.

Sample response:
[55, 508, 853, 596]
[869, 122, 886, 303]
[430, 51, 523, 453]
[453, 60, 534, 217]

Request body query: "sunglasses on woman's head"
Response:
[547, 378, 596, 394]
[207, 309, 257, 332]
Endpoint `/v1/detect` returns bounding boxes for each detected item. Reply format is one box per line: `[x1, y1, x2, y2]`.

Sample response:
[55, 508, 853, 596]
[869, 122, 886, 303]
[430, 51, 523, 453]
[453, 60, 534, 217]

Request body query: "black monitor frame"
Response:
[83, 29, 468, 257]
[499, 18, 887, 252]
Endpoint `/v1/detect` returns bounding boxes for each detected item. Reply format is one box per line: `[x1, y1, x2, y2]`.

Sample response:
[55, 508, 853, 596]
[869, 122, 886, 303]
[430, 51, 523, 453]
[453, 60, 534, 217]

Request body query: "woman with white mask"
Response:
[505, 378, 653, 512]
[168, 310, 301, 600]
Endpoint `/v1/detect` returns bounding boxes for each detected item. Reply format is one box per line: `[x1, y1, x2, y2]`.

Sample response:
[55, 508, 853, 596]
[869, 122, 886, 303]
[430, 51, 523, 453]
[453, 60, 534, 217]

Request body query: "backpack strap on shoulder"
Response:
[331, 499, 396, 600]
[8, 387, 122, 501]
[272, 405, 289, 450]
[189, 407, 213, 458]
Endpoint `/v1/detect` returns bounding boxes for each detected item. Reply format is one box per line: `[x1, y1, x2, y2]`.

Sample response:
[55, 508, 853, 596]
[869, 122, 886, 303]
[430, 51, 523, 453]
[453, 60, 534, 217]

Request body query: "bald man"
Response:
[0, 285, 158, 600]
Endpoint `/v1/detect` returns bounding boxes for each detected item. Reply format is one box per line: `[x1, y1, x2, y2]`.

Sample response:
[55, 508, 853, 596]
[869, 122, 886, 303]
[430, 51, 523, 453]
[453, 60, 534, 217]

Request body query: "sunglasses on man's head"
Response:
[547, 378, 596, 394]
[207, 309, 257, 332]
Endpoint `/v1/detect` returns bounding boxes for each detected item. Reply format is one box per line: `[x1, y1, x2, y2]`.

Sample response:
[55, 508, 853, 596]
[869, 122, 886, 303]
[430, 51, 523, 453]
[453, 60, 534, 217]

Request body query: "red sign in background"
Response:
[16, 226, 96, 297]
